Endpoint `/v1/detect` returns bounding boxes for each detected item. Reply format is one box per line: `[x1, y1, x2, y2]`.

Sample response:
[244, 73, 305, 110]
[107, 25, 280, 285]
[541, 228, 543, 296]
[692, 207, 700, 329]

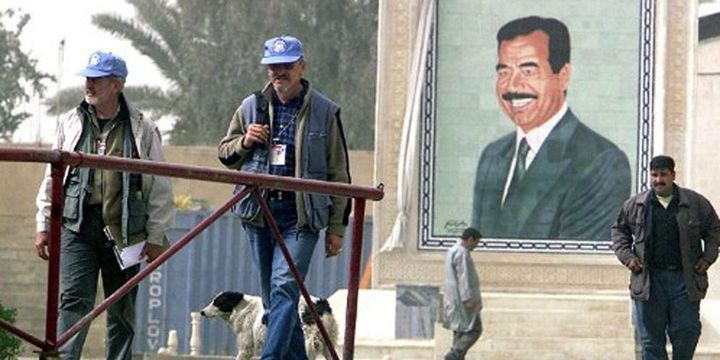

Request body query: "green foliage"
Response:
[0, 301, 23, 359]
[44, 0, 378, 149]
[0, 8, 53, 142]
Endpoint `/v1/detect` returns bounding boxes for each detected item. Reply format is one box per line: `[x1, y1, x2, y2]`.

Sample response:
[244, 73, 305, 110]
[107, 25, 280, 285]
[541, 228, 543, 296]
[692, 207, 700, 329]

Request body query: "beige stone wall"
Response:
[694, 36, 720, 208]
[372, 0, 417, 261]
[372, 0, 696, 293]
[659, 0, 697, 183]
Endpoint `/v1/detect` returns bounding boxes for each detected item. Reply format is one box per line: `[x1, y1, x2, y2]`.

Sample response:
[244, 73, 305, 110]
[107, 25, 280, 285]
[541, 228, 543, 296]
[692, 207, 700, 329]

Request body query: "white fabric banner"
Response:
[380, 0, 435, 252]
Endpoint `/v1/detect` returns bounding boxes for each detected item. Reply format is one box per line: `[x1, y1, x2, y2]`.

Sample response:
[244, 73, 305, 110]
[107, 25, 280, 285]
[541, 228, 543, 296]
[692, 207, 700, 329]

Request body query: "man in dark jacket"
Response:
[612, 155, 720, 359]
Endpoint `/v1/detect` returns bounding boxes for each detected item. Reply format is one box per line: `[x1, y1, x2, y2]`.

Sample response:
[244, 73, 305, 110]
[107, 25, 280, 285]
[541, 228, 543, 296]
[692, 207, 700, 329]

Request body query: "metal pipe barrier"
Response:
[0, 147, 383, 359]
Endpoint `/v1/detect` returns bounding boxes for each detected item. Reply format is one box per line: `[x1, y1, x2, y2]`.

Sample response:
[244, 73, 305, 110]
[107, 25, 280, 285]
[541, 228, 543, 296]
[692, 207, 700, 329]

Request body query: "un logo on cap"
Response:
[272, 39, 287, 54]
[89, 53, 101, 66]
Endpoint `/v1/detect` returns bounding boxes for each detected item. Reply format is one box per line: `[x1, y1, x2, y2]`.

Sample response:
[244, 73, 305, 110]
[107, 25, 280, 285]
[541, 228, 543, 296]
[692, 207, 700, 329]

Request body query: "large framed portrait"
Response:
[419, 0, 655, 253]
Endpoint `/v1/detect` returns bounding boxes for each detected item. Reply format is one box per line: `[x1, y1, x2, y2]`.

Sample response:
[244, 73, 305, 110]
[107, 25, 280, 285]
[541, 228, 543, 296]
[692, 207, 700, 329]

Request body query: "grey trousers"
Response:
[58, 207, 138, 360]
[445, 315, 482, 360]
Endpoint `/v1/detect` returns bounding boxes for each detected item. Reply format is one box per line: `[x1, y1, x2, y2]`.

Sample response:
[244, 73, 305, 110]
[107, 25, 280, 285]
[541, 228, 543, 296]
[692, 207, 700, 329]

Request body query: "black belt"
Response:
[653, 264, 682, 271]
[86, 204, 103, 214]
[267, 190, 294, 201]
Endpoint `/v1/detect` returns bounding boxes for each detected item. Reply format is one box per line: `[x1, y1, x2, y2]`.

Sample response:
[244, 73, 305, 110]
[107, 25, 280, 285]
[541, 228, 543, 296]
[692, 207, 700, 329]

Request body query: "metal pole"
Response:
[44, 162, 66, 353]
[0, 149, 384, 201]
[252, 190, 340, 360]
[0, 318, 45, 350]
[343, 198, 366, 360]
[55, 187, 251, 348]
[49, 39, 64, 146]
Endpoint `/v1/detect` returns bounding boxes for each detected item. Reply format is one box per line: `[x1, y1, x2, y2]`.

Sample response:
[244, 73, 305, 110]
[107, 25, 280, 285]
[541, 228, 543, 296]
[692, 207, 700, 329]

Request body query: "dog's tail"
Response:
[301, 298, 332, 325]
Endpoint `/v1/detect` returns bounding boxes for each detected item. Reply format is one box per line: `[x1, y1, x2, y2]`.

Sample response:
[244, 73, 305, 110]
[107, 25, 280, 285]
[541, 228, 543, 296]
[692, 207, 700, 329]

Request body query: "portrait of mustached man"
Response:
[471, 16, 631, 241]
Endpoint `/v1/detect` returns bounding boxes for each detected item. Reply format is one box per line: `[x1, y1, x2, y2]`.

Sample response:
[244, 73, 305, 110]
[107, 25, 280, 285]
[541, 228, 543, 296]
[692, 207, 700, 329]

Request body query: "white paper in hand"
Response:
[112, 241, 146, 270]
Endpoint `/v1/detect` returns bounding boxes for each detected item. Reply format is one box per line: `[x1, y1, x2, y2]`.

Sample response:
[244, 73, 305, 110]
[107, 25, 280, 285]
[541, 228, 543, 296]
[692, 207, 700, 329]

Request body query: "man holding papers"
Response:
[33, 51, 175, 360]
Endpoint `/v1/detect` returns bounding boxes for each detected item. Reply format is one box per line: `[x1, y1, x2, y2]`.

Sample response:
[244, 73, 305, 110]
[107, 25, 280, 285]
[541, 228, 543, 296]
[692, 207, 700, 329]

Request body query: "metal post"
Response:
[44, 162, 66, 353]
[0, 318, 45, 349]
[343, 198, 366, 360]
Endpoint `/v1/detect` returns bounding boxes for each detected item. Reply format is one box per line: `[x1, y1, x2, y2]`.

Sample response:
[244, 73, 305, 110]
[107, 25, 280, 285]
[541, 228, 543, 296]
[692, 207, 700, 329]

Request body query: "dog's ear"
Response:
[232, 292, 244, 304]
[214, 291, 245, 313]
[315, 298, 332, 315]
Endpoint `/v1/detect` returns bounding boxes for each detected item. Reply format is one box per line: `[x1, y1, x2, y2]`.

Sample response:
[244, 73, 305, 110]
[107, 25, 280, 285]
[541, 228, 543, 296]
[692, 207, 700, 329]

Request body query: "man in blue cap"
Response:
[219, 35, 351, 359]
[34, 51, 175, 359]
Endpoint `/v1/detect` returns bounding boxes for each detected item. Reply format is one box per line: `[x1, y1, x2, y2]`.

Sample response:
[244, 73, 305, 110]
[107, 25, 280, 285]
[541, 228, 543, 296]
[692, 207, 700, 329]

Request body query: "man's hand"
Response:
[242, 124, 270, 148]
[325, 233, 343, 258]
[463, 299, 477, 311]
[141, 243, 165, 263]
[695, 258, 711, 274]
[35, 231, 49, 260]
[626, 257, 643, 273]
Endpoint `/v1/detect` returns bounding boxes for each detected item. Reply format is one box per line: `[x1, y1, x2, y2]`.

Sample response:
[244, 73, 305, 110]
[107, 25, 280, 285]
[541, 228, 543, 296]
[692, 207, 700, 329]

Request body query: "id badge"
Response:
[96, 139, 106, 156]
[271, 144, 287, 166]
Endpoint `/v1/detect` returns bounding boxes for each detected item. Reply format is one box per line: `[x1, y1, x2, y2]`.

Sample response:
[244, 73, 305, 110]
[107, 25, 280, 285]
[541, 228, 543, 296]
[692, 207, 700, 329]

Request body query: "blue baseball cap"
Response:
[260, 35, 304, 65]
[77, 51, 128, 78]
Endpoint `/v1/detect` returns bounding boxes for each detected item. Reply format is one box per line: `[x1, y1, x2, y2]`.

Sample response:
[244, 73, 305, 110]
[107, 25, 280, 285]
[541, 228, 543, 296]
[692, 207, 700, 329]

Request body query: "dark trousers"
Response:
[445, 315, 482, 360]
[634, 269, 701, 360]
[58, 207, 138, 360]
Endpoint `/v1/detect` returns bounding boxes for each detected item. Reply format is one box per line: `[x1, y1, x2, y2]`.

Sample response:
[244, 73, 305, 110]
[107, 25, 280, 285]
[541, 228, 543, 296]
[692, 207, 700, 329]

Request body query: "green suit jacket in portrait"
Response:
[471, 109, 631, 241]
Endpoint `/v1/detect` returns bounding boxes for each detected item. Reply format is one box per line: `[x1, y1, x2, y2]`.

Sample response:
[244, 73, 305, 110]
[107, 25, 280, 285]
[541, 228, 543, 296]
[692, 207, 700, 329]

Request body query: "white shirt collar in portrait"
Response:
[501, 102, 568, 206]
[514, 101, 568, 168]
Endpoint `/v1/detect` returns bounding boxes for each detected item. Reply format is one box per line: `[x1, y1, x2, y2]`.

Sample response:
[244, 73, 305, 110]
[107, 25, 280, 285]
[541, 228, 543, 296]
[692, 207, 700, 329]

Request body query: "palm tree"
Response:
[46, 0, 378, 149]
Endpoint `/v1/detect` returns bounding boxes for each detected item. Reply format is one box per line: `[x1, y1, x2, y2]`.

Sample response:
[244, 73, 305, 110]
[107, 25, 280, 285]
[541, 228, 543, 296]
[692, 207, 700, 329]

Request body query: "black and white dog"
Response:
[200, 291, 338, 360]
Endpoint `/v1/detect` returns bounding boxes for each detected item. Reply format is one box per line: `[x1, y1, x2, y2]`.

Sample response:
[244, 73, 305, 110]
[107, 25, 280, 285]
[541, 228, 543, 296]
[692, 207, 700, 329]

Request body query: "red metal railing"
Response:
[0, 147, 383, 359]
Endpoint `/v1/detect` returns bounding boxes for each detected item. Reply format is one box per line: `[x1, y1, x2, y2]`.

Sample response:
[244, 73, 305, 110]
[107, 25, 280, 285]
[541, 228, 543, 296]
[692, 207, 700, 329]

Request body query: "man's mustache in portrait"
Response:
[273, 74, 289, 81]
[501, 92, 538, 101]
[653, 181, 666, 187]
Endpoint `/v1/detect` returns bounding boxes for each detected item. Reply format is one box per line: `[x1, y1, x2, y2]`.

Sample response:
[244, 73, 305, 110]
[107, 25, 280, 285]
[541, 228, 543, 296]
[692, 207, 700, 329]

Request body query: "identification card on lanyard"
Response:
[96, 139, 107, 156]
[271, 143, 287, 166]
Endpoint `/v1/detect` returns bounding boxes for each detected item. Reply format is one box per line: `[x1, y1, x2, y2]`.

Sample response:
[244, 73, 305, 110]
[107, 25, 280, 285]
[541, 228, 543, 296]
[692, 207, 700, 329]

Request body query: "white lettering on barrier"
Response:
[149, 283, 162, 297]
[148, 325, 160, 337]
[146, 269, 163, 350]
[149, 298, 161, 309]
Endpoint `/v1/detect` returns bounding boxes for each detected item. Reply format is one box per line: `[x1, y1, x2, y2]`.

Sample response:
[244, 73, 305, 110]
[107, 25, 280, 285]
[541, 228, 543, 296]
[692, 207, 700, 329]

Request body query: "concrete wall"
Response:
[694, 37, 720, 208]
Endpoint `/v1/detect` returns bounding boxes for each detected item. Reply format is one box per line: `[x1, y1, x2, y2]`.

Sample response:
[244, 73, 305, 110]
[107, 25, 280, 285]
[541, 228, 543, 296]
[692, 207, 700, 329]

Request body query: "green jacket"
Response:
[35, 96, 175, 246]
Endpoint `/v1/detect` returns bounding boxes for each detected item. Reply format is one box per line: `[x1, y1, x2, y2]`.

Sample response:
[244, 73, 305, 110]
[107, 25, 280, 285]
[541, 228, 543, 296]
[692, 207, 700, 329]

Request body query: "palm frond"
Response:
[92, 14, 186, 87]
[43, 87, 83, 115]
[126, 0, 183, 63]
[44, 85, 175, 120]
[123, 85, 176, 115]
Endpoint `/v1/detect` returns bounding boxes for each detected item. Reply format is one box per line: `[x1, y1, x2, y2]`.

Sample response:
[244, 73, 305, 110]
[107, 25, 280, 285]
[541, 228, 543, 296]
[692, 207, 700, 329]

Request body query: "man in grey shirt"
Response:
[443, 227, 483, 360]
